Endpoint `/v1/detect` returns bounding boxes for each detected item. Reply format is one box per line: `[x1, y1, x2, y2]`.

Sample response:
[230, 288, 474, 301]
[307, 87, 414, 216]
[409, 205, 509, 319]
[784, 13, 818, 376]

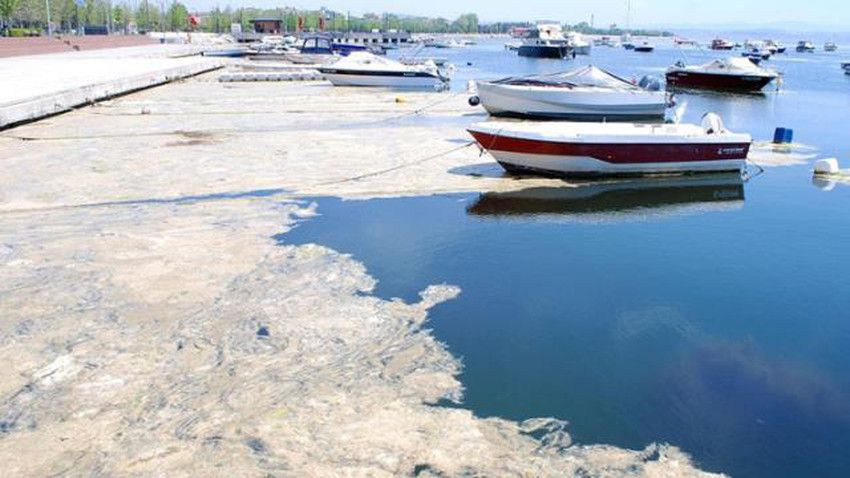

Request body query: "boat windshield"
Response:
[492, 66, 639, 90]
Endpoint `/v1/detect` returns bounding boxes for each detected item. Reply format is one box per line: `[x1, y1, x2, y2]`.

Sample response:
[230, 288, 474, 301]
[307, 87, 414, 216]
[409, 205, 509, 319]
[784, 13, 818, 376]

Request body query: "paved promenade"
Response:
[0, 43, 221, 128]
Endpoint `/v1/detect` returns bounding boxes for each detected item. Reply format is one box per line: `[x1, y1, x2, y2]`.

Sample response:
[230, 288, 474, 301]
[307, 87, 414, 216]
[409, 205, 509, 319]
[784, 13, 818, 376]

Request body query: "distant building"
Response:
[327, 30, 412, 45]
[250, 18, 283, 35]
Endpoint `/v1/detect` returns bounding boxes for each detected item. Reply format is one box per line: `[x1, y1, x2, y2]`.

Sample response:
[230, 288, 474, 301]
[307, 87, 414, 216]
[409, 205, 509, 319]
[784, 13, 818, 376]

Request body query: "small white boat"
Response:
[825, 42, 838, 52]
[517, 22, 572, 58]
[566, 31, 591, 55]
[318, 52, 449, 89]
[473, 66, 670, 120]
[467, 113, 751, 177]
[634, 41, 655, 52]
[796, 41, 815, 52]
[666, 57, 779, 92]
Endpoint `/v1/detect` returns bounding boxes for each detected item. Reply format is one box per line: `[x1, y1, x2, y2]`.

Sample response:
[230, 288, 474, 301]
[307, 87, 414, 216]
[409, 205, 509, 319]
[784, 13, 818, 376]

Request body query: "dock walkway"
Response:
[0, 44, 221, 128]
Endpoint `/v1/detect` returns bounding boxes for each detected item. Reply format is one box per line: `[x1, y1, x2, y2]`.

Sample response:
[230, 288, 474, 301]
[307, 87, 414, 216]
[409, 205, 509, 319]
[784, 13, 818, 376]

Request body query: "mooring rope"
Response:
[315, 140, 476, 186]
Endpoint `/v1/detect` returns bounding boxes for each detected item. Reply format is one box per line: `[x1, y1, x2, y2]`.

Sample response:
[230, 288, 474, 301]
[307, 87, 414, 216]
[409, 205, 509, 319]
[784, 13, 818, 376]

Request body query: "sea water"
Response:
[282, 38, 850, 477]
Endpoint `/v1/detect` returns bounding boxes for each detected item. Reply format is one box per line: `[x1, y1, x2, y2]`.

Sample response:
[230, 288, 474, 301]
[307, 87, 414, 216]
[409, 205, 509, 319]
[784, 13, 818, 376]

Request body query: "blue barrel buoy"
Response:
[773, 127, 786, 143]
[773, 127, 794, 144]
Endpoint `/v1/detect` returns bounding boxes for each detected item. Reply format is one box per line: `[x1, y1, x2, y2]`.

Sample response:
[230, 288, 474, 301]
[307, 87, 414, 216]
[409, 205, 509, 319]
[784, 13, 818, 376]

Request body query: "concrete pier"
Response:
[0, 45, 221, 128]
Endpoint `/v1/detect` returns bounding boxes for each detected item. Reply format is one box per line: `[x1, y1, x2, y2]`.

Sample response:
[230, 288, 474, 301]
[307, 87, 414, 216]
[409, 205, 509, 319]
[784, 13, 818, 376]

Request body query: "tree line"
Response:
[1, 1, 484, 35]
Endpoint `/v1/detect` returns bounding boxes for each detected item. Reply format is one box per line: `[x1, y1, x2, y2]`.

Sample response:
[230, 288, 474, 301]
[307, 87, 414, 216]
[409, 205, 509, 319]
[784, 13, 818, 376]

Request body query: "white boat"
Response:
[764, 39, 786, 53]
[825, 42, 838, 52]
[473, 66, 669, 120]
[566, 31, 591, 55]
[666, 57, 779, 92]
[467, 113, 751, 177]
[634, 41, 655, 52]
[318, 52, 449, 89]
[796, 41, 815, 52]
[517, 22, 572, 58]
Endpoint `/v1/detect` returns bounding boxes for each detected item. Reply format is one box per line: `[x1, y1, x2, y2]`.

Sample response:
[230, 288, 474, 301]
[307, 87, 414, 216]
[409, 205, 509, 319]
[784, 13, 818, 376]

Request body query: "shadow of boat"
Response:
[466, 174, 745, 222]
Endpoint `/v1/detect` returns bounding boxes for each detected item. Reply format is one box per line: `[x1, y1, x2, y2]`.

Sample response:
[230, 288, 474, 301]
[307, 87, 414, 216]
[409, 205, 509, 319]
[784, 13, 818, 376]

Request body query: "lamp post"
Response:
[45, 0, 52, 36]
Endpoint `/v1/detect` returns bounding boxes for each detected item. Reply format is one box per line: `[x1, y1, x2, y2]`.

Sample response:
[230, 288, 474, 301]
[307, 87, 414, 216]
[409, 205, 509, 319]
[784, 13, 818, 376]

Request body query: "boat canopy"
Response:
[491, 65, 639, 90]
[696, 57, 772, 74]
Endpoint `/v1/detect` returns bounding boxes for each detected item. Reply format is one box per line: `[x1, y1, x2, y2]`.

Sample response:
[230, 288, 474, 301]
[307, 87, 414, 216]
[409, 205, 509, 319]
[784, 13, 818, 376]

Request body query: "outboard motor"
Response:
[701, 112, 726, 135]
[638, 75, 662, 91]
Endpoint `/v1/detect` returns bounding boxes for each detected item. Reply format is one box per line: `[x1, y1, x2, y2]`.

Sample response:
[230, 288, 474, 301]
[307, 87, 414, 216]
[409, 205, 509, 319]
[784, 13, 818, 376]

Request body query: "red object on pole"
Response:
[189, 15, 200, 27]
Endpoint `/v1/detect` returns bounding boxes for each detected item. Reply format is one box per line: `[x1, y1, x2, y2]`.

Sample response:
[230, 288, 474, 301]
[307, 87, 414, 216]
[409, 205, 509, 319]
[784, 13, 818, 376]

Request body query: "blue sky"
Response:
[182, 0, 849, 30]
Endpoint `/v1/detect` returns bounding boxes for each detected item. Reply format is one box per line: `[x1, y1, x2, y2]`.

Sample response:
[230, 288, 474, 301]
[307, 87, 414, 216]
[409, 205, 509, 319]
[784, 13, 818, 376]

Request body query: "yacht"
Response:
[472, 66, 670, 120]
[796, 41, 815, 52]
[318, 52, 449, 89]
[711, 38, 735, 50]
[634, 41, 655, 52]
[666, 57, 779, 92]
[517, 23, 572, 58]
[825, 42, 838, 52]
[565, 31, 592, 55]
[764, 40, 786, 53]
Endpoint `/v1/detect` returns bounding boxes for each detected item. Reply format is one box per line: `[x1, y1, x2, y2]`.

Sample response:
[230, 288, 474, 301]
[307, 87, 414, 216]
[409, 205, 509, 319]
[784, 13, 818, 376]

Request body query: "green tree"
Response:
[166, 0, 187, 31]
[453, 13, 478, 33]
[0, 0, 21, 31]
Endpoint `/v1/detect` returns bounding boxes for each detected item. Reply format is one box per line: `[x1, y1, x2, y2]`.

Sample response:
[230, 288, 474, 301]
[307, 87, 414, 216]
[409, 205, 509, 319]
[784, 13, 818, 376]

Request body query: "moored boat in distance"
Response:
[741, 48, 771, 62]
[634, 41, 655, 52]
[825, 41, 838, 52]
[473, 65, 670, 120]
[842, 62, 850, 74]
[467, 113, 751, 177]
[796, 41, 816, 52]
[566, 31, 592, 55]
[711, 38, 735, 50]
[318, 52, 449, 89]
[764, 39, 786, 53]
[666, 57, 779, 92]
[517, 22, 573, 58]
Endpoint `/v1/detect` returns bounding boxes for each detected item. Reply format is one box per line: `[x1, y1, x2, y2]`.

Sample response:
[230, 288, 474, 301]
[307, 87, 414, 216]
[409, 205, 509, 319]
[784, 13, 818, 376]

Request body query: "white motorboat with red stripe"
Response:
[468, 113, 751, 177]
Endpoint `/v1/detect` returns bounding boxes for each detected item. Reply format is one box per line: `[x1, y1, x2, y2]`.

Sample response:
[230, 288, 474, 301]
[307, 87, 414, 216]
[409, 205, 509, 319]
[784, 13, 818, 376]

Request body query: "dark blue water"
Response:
[283, 40, 850, 477]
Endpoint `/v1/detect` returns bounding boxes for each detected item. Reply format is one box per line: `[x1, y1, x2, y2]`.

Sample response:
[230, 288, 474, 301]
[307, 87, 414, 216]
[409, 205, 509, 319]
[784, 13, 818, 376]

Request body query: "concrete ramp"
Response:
[0, 45, 222, 128]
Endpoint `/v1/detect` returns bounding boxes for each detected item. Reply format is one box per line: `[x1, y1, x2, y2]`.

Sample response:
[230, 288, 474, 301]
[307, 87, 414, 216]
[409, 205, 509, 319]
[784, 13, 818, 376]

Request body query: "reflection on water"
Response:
[467, 174, 744, 221]
[281, 167, 850, 478]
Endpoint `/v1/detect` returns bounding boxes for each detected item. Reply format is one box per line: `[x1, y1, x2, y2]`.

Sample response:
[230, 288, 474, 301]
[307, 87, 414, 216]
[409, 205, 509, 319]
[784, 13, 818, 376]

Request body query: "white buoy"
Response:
[813, 158, 840, 175]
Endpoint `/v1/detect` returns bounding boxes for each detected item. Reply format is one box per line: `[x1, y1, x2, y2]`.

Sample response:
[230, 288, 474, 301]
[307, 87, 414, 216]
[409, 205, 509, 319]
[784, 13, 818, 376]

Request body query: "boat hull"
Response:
[319, 68, 445, 88]
[468, 130, 749, 177]
[666, 71, 775, 92]
[571, 45, 591, 55]
[476, 82, 668, 120]
[517, 45, 571, 58]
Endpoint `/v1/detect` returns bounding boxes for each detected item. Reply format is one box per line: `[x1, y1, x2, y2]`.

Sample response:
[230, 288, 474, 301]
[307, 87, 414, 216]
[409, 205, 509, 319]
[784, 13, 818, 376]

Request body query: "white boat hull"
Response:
[572, 44, 592, 55]
[323, 72, 443, 88]
[487, 151, 745, 176]
[476, 81, 667, 120]
[467, 119, 751, 177]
